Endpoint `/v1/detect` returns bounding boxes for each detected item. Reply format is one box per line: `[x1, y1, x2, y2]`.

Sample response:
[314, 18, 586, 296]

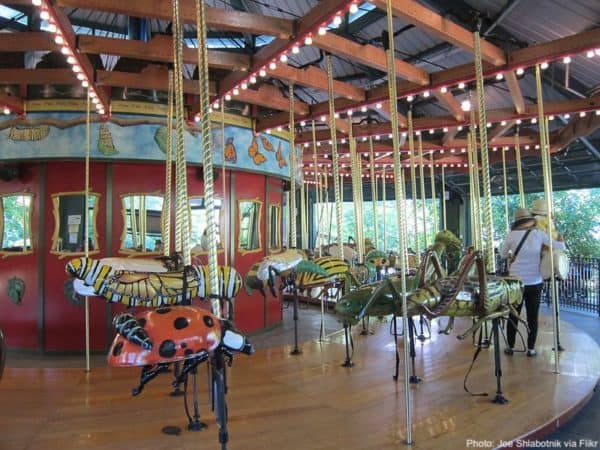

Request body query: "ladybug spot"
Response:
[203, 315, 214, 327]
[156, 307, 172, 314]
[159, 340, 177, 358]
[174, 317, 189, 330]
[112, 341, 123, 357]
[180, 342, 188, 349]
[138, 318, 147, 328]
[184, 349, 193, 356]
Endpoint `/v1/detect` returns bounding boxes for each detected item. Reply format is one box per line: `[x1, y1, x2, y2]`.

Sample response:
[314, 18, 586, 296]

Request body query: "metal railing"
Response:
[496, 255, 600, 316]
[542, 257, 600, 316]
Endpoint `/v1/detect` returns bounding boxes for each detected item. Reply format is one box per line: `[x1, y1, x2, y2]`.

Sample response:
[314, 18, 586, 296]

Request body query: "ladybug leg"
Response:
[132, 364, 170, 396]
[172, 351, 209, 386]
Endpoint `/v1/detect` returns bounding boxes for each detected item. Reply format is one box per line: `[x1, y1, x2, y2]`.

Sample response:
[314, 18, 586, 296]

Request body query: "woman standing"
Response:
[500, 208, 566, 356]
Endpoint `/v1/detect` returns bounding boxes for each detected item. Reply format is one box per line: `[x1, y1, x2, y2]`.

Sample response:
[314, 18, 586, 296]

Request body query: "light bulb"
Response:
[250, 76, 257, 84]
[540, 61, 549, 70]
[318, 26, 327, 36]
[40, 10, 50, 20]
[280, 54, 288, 63]
[458, 82, 465, 89]
[440, 86, 448, 93]
[563, 56, 571, 64]
[516, 67, 525, 75]
[3, 107, 10, 115]
[460, 100, 471, 112]
[495, 73, 504, 80]
[349, 3, 359, 14]
[304, 36, 312, 46]
[259, 69, 267, 77]
[269, 61, 277, 70]
[292, 45, 300, 54]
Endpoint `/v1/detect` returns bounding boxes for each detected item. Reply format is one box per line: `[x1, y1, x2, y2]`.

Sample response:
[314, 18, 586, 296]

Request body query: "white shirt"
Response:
[500, 228, 566, 286]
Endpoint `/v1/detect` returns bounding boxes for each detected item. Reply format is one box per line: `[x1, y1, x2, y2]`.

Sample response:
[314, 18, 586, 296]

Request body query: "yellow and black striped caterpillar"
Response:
[66, 257, 242, 308]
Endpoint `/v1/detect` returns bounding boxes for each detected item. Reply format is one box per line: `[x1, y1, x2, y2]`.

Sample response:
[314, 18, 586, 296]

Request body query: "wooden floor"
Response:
[1, 314, 599, 450]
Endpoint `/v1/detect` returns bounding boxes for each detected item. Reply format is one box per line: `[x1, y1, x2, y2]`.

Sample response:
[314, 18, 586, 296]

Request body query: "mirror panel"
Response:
[50, 192, 99, 255]
[120, 194, 163, 253]
[268, 203, 281, 251]
[0, 193, 34, 255]
[238, 198, 262, 253]
[190, 197, 223, 254]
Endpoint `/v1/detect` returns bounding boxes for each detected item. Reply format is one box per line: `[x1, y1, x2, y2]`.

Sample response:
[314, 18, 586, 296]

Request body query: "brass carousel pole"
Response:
[288, 83, 297, 249]
[473, 27, 495, 275]
[221, 101, 228, 266]
[535, 65, 560, 373]
[327, 56, 343, 252]
[312, 121, 322, 254]
[349, 124, 364, 263]
[385, 0, 412, 442]
[418, 133, 428, 249]
[84, 87, 91, 372]
[429, 152, 438, 235]
[514, 131, 525, 207]
[368, 137, 379, 249]
[194, 0, 218, 312]
[163, 71, 174, 257]
[441, 164, 447, 230]
[382, 165, 387, 251]
[501, 145, 510, 235]
[408, 110, 419, 254]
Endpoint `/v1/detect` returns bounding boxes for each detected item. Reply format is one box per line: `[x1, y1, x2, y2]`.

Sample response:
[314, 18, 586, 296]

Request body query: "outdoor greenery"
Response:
[491, 188, 600, 257]
[1, 194, 32, 250]
[314, 187, 600, 257]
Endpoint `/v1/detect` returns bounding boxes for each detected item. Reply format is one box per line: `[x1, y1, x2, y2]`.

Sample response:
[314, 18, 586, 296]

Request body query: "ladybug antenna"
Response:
[113, 313, 153, 350]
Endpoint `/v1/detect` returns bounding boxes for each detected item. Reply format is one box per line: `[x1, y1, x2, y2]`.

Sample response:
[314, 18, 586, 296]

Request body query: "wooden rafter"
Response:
[311, 33, 429, 86]
[78, 35, 250, 72]
[433, 91, 464, 121]
[256, 28, 600, 130]
[268, 64, 365, 102]
[235, 85, 310, 116]
[503, 71, 525, 114]
[56, 0, 293, 38]
[550, 114, 600, 153]
[217, 0, 354, 99]
[369, 0, 506, 66]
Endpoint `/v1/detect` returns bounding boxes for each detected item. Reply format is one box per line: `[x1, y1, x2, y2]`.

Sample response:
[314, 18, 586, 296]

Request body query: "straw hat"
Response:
[511, 207, 535, 229]
[531, 198, 548, 216]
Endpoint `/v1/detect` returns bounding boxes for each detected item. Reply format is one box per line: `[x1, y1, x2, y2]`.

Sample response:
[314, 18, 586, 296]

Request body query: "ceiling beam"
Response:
[96, 67, 215, 95]
[235, 84, 310, 115]
[256, 28, 600, 131]
[311, 32, 429, 85]
[433, 90, 464, 121]
[78, 35, 251, 72]
[488, 120, 516, 142]
[369, 0, 506, 66]
[268, 64, 365, 101]
[0, 32, 57, 52]
[0, 68, 75, 84]
[551, 114, 600, 153]
[56, 0, 294, 38]
[217, 0, 355, 99]
[503, 71, 525, 114]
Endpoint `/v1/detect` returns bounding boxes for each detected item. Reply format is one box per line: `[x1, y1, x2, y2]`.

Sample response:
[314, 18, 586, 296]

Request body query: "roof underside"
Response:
[0, 0, 599, 193]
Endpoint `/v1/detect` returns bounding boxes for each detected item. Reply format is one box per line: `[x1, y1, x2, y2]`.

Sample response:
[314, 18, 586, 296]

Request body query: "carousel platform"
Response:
[1, 310, 599, 450]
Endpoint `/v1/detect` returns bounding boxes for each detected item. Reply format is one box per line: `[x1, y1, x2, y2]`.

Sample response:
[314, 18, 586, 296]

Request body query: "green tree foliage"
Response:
[491, 188, 600, 257]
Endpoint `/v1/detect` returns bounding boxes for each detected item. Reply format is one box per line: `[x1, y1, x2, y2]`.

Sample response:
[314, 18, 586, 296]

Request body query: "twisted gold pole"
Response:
[429, 152, 438, 235]
[312, 120, 321, 253]
[289, 82, 297, 249]
[381, 165, 387, 251]
[407, 110, 419, 254]
[368, 137, 379, 249]
[194, 0, 219, 310]
[418, 133, 428, 249]
[84, 87, 91, 373]
[173, 0, 191, 266]
[441, 164, 447, 230]
[163, 71, 174, 257]
[326, 56, 343, 251]
[535, 65, 560, 373]
[349, 123, 363, 263]
[501, 146, 509, 234]
[385, 0, 412, 440]
[514, 132, 525, 208]
[221, 101, 228, 266]
[300, 169, 307, 249]
[473, 29, 495, 273]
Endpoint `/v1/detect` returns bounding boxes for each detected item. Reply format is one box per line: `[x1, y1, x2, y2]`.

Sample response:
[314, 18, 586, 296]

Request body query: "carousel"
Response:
[0, 0, 599, 449]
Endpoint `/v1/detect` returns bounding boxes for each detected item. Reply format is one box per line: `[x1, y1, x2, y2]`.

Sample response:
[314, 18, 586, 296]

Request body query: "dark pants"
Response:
[506, 283, 543, 350]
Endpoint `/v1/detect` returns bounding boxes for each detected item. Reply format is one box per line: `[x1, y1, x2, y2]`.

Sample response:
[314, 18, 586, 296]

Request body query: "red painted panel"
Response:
[231, 171, 267, 333]
[265, 183, 284, 327]
[43, 162, 108, 351]
[0, 163, 40, 349]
